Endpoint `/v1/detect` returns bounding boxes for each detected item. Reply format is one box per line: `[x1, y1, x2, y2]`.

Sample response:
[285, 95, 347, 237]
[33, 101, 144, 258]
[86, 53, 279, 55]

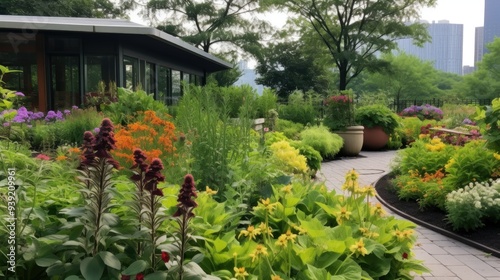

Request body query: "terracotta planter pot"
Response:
[334, 125, 364, 156]
[363, 126, 389, 150]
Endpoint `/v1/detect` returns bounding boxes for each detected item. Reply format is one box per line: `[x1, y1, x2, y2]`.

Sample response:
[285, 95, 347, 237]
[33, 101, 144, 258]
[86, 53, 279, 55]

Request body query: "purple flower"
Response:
[64, 109, 71, 115]
[72, 105, 79, 110]
[31, 112, 44, 120]
[15, 92, 25, 97]
[3, 122, 10, 127]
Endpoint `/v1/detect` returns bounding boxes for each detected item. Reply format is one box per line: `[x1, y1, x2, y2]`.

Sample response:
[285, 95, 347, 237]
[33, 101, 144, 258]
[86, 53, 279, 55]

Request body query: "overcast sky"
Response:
[420, 0, 485, 66]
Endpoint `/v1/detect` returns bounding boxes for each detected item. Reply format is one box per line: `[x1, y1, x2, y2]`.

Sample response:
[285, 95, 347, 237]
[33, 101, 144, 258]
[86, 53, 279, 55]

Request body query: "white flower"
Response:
[474, 201, 482, 209]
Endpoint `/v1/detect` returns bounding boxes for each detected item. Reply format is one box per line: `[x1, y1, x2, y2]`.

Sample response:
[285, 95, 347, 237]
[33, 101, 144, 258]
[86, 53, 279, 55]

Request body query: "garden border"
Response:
[374, 173, 500, 258]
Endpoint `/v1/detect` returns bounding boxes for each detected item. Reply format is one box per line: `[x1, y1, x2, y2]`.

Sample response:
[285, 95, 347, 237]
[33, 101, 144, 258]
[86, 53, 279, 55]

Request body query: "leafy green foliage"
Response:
[103, 88, 169, 125]
[443, 140, 500, 192]
[474, 98, 500, 152]
[355, 105, 400, 134]
[278, 91, 319, 126]
[0, 65, 22, 110]
[274, 119, 304, 140]
[256, 41, 333, 99]
[290, 140, 323, 176]
[56, 108, 104, 146]
[300, 125, 343, 159]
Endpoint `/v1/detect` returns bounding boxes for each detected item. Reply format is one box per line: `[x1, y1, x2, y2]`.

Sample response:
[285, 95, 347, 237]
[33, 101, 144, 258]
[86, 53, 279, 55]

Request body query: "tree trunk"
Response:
[338, 64, 348, 91]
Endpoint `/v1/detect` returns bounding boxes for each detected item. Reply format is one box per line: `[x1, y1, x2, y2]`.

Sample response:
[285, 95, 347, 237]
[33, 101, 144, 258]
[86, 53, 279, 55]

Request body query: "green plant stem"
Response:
[149, 192, 156, 269]
[92, 158, 107, 256]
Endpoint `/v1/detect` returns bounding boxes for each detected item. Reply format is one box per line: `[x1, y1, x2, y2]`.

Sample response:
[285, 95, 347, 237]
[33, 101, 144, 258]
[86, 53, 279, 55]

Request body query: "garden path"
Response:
[318, 151, 500, 280]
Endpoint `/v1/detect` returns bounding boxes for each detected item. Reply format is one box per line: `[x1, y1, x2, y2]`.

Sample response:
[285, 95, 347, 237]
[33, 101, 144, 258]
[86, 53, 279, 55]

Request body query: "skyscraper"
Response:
[395, 20, 463, 75]
[483, 0, 500, 55]
[475, 26, 484, 67]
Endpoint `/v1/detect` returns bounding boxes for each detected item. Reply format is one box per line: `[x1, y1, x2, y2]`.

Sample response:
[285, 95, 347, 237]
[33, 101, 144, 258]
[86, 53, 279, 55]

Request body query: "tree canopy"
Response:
[0, 0, 131, 18]
[255, 41, 334, 99]
[266, 0, 436, 90]
[147, 0, 270, 56]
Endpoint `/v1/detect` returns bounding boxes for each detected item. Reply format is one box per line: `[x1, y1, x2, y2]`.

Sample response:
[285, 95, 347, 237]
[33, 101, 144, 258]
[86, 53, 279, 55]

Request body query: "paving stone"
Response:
[421, 277, 461, 280]
[432, 240, 460, 247]
[422, 243, 449, 255]
[443, 246, 474, 255]
[434, 254, 464, 266]
[424, 264, 456, 277]
[447, 265, 486, 279]
[413, 249, 441, 265]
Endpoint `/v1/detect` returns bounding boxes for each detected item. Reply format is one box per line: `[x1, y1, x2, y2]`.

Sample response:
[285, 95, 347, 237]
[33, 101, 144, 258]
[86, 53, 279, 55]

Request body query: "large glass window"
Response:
[0, 33, 39, 109]
[144, 62, 155, 94]
[123, 56, 138, 89]
[50, 56, 80, 109]
[158, 66, 171, 104]
[85, 55, 116, 93]
[171, 70, 181, 105]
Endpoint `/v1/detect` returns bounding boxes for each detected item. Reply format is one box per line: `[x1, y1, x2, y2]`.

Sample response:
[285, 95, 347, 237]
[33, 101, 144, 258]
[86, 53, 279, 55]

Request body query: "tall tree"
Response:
[147, 0, 269, 55]
[457, 38, 500, 100]
[362, 53, 441, 106]
[266, 0, 436, 90]
[0, 0, 131, 18]
[255, 41, 334, 98]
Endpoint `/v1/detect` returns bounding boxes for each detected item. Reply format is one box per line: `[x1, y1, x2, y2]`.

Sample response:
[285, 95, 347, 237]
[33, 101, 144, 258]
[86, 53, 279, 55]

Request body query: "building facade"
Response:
[475, 26, 484, 67]
[483, 0, 500, 55]
[0, 16, 231, 111]
[395, 20, 463, 75]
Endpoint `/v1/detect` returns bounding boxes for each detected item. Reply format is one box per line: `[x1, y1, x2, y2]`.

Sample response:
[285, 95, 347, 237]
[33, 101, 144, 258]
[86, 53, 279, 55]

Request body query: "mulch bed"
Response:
[375, 173, 500, 256]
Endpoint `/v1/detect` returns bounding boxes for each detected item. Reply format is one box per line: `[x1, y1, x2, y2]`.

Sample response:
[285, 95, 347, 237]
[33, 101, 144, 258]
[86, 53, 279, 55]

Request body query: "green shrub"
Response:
[300, 125, 343, 159]
[30, 123, 61, 151]
[275, 119, 304, 140]
[57, 107, 103, 146]
[443, 140, 500, 192]
[441, 104, 477, 128]
[103, 88, 169, 125]
[290, 140, 323, 176]
[399, 117, 439, 145]
[445, 179, 500, 232]
[264, 131, 289, 146]
[355, 105, 400, 134]
[278, 90, 318, 126]
[255, 89, 278, 118]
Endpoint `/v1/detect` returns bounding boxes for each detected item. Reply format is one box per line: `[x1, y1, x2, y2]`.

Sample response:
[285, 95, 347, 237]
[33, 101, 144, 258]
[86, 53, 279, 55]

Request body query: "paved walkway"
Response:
[318, 150, 500, 280]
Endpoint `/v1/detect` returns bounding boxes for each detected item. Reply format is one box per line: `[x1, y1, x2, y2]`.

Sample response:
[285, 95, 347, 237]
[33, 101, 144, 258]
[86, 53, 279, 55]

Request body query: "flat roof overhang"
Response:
[0, 15, 233, 72]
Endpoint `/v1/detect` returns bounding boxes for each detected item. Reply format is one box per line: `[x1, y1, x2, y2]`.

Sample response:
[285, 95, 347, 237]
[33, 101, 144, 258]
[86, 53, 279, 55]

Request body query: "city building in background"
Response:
[483, 0, 500, 55]
[462, 65, 475, 75]
[395, 20, 463, 75]
[475, 26, 484, 68]
[235, 61, 264, 94]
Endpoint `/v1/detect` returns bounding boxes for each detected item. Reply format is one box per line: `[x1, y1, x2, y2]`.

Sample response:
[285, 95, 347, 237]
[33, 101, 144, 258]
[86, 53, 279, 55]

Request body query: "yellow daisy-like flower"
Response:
[444, 158, 455, 170]
[349, 238, 368, 256]
[419, 134, 429, 139]
[494, 153, 500, 161]
[238, 225, 261, 240]
[281, 184, 292, 194]
[234, 267, 249, 279]
[360, 227, 379, 239]
[336, 207, 351, 224]
[284, 228, 297, 242]
[258, 222, 273, 237]
[275, 234, 288, 248]
[249, 244, 268, 262]
[363, 185, 376, 197]
[293, 224, 307, 235]
[370, 203, 386, 217]
[392, 229, 414, 241]
[205, 186, 218, 195]
[56, 155, 68, 161]
[271, 275, 283, 280]
[258, 198, 277, 213]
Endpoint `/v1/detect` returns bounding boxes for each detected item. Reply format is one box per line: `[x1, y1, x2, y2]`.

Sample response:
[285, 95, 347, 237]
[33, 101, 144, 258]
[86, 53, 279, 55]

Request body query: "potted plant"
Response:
[355, 104, 400, 150]
[323, 90, 364, 156]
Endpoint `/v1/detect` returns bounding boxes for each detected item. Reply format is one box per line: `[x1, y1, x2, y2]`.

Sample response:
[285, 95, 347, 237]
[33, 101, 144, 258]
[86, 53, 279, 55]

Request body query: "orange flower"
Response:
[56, 155, 68, 161]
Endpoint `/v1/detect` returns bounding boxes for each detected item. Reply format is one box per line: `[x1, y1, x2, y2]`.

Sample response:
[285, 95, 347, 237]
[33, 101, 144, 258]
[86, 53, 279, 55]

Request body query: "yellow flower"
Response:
[293, 224, 307, 235]
[284, 228, 297, 242]
[205, 186, 218, 195]
[271, 275, 283, 280]
[56, 155, 68, 161]
[349, 238, 368, 256]
[234, 267, 249, 279]
[444, 158, 455, 170]
[392, 229, 414, 241]
[275, 234, 288, 248]
[238, 225, 261, 240]
[494, 153, 500, 160]
[281, 184, 292, 194]
[430, 137, 442, 145]
[249, 244, 268, 262]
[360, 227, 379, 239]
[371, 203, 386, 217]
[336, 207, 351, 224]
[258, 222, 273, 237]
[257, 198, 277, 213]
[419, 134, 429, 139]
[363, 185, 376, 197]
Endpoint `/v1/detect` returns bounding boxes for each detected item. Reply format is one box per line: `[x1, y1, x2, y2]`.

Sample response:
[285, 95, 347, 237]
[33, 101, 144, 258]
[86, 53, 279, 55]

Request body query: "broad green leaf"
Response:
[121, 260, 148, 275]
[298, 247, 317, 265]
[316, 251, 341, 269]
[36, 257, 60, 267]
[98, 251, 121, 270]
[65, 276, 81, 280]
[80, 256, 105, 280]
[144, 271, 169, 280]
[213, 238, 227, 253]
